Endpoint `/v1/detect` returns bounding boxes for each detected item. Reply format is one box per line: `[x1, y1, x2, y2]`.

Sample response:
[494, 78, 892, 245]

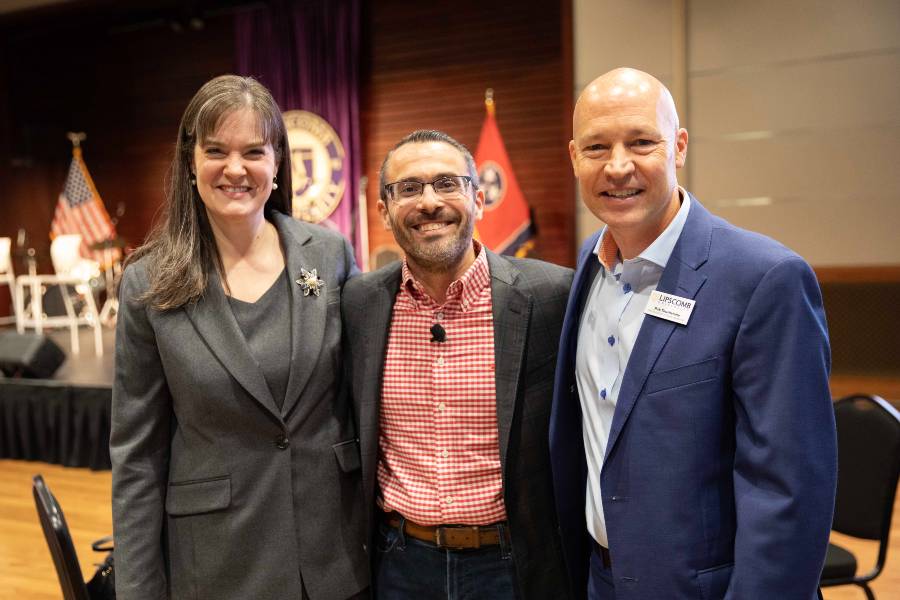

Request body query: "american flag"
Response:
[50, 147, 119, 265]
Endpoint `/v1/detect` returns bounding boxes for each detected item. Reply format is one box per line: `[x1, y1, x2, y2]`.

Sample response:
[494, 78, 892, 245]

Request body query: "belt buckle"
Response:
[435, 525, 480, 549]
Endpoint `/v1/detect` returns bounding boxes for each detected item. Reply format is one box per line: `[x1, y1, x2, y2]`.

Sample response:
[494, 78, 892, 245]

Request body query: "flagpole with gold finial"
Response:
[67, 131, 86, 158]
[66, 131, 86, 146]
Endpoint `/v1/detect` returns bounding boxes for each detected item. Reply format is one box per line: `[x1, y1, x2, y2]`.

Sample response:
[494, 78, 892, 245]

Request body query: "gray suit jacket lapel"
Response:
[279, 216, 329, 418]
[186, 269, 281, 421]
[487, 251, 531, 469]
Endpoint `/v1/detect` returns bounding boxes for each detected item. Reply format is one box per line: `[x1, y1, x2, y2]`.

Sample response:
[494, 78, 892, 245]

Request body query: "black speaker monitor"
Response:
[0, 332, 66, 379]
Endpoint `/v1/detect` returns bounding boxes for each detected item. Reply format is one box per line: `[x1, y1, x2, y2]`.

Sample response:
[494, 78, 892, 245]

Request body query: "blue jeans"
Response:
[374, 519, 518, 600]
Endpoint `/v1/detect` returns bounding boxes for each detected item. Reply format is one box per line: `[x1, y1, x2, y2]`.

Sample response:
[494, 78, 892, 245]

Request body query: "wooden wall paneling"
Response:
[814, 265, 900, 284]
[815, 266, 900, 401]
[560, 0, 575, 258]
[363, 0, 575, 268]
[1, 8, 236, 274]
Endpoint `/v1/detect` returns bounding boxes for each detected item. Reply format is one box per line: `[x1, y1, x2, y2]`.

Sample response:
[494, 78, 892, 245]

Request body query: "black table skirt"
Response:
[0, 380, 111, 470]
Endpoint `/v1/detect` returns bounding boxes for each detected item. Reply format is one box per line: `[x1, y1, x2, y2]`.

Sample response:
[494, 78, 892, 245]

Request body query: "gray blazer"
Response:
[342, 250, 573, 600]
[111, 212, 368, 600]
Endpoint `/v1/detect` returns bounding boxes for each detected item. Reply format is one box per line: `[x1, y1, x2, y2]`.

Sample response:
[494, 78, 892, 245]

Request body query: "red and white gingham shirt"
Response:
[378, 244, 506, 526]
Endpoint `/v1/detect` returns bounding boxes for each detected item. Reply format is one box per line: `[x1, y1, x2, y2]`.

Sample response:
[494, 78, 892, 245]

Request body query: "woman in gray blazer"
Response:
[110, 75, 368, 600]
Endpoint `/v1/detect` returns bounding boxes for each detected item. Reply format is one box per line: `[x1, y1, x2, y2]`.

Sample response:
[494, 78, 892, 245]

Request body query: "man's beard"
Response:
[389, 207, 474, 274]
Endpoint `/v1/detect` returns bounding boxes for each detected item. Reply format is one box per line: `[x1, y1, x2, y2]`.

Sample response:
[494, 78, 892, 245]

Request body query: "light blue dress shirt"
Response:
[575, 190, 691, 547]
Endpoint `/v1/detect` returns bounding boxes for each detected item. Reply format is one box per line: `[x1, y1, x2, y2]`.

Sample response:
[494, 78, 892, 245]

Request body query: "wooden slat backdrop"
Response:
[362, 0, 575, 267]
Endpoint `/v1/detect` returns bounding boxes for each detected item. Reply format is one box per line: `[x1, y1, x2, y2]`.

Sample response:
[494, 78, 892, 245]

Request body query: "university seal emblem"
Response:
[283, 110, 346, 223]
[478, 160, 506, 211]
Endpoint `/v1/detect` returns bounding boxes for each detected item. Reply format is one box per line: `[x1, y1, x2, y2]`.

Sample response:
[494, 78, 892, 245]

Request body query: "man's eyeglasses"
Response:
[384, 175, 472, 203]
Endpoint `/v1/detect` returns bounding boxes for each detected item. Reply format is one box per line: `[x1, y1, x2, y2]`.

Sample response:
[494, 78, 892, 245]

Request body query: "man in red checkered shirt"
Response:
[342, 130, 573, 600]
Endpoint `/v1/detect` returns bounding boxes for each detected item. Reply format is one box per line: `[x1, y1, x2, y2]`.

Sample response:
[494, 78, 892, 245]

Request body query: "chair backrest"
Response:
[832, 394, 900, 541]
[32, 475, 90, 600]
[0, 237, 11, 274]
[50, 235, 84, 277]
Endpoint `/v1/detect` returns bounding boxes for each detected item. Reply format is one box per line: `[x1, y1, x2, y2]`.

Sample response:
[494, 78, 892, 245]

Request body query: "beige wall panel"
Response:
[709, 198, 898, 266]
[689, 52, 900, 137]
[573, 0, 673, 91]
[689, 0, 900, 72]
[691, 129, 899, 203]
[690, 128, 900, 265]
[572, 0, 900, 263]
[573, 0, 676, 245]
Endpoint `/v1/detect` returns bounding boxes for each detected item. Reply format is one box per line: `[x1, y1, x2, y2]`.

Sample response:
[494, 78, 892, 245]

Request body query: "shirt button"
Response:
[436, 356, 445, 367]
[623, 282, 632, 293]
[275, 435, 290, 450]
[441, 449, 449, 458]
[570, 384, 576, 394]
[437, 402, 446, 411]
[608, 335, 616, 346]
[445, 496, 454, 504]
[435, 311, 444, 321]
[600, 388, 607, 400]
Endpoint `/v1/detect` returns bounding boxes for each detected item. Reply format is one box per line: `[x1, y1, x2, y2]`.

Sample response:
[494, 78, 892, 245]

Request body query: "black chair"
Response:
[820, 394, 900, 600]
[32, 474, 91, 600]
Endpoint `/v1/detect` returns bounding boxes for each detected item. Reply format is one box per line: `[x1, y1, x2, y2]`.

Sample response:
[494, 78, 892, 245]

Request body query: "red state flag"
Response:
[474, 94, 533, 255]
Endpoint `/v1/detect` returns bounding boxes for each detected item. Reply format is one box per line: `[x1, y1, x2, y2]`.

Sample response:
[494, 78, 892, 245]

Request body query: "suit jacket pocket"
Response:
[696, 562, 733, 599]
[333, 438, 362, 473]
[645, 356, 719, 395]
[165, 476, 231, 516]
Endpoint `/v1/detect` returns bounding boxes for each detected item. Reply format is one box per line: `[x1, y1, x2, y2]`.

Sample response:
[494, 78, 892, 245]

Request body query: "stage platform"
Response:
[0, 322, 896, 473]
[0, 326, 114, 470]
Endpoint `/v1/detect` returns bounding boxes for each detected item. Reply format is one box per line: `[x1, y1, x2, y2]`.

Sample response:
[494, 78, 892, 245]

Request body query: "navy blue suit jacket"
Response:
[549, 195, 837, 599]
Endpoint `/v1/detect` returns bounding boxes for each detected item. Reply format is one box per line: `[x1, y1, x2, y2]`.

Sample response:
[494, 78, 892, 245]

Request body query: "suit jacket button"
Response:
[275, 435, 290, 450]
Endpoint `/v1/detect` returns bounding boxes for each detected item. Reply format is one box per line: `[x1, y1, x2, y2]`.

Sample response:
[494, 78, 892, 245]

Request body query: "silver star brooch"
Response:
[296, 268, 325, 297]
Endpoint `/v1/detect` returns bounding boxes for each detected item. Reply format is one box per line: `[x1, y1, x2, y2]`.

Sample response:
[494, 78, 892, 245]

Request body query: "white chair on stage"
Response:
[0, 237, 17, 327]
[15, 234, 104, 357]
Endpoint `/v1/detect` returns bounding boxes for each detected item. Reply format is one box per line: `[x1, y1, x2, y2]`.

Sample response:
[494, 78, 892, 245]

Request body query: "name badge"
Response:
[644, 290, 695, 325]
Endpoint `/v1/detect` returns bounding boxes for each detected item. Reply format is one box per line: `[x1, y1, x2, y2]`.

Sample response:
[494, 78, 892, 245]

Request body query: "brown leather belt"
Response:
[385, 512, 507, 550]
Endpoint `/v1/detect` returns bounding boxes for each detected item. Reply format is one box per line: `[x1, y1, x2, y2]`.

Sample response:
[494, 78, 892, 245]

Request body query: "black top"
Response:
[227, 268, 292, 410]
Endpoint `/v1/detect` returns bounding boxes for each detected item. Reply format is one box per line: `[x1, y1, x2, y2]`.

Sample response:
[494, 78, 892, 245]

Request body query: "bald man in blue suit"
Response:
[549, 68, 837, 599]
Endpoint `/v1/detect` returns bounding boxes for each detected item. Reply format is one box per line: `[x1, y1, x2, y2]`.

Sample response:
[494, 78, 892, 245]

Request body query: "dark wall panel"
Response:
[0, 11, 236, 275]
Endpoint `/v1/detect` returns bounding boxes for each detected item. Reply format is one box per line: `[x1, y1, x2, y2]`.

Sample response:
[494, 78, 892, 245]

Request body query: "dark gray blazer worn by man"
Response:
[111, 213, 368, 600]
[342, 249, 573, 600]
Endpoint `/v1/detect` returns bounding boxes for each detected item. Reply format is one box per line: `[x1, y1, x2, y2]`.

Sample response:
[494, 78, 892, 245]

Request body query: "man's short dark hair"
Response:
[379, 129, 480, 200]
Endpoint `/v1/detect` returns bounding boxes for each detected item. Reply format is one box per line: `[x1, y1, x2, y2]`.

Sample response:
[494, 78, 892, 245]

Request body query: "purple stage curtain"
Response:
[235, 0, 363, 265]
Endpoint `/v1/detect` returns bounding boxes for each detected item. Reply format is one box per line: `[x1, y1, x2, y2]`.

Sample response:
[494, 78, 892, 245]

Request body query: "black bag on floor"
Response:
[86, 535, 115, 599]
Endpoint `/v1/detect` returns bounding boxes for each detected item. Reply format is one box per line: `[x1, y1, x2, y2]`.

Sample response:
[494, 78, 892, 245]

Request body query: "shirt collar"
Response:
[594, 187, 691, 271]
[400, 240, 491, 311]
